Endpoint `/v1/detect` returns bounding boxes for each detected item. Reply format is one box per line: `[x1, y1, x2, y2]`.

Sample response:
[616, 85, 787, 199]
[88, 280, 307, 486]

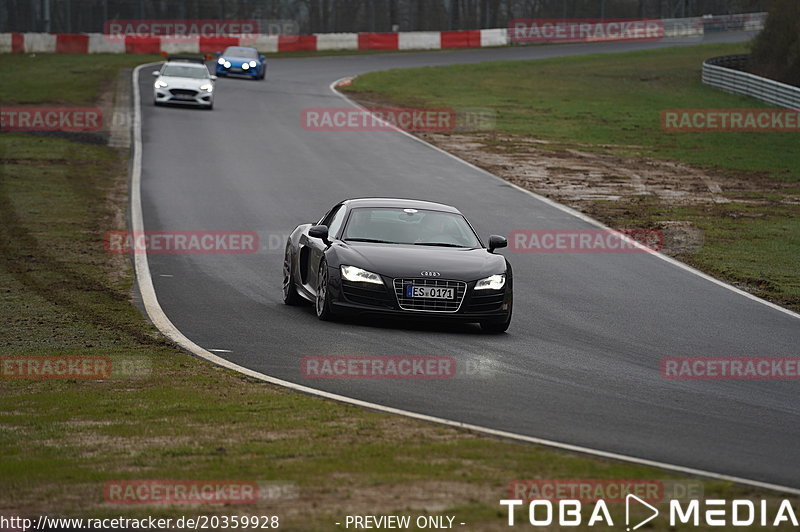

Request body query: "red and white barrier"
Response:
[0, 15, 765, 55]
[0, 29, 505, 54]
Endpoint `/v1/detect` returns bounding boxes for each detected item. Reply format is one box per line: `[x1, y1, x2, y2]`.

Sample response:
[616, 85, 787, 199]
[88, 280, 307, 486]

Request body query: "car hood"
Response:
[333, 242, 506, 281]
[159, 76, 210, 90]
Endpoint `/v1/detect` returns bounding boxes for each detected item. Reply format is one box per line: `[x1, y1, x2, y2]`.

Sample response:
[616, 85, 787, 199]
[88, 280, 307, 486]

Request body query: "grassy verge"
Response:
[343, 41, 800, 311]
[0, 53, 797, 531]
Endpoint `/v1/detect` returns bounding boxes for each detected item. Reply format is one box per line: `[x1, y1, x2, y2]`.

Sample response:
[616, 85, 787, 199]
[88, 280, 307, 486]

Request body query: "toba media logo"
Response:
[499, 496, 799, 528]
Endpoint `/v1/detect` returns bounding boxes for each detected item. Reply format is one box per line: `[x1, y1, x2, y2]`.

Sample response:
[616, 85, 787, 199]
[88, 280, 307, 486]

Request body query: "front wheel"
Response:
[480, 311, 511, 334]
[315, 259, 334, 321]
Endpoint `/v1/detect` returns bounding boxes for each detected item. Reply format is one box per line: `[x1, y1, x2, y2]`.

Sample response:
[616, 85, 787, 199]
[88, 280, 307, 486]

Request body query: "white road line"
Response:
[129, 63, 800, 497]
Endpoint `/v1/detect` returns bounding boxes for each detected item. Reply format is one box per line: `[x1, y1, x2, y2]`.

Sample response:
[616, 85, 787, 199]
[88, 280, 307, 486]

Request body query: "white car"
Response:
[153, 57, 216, 110]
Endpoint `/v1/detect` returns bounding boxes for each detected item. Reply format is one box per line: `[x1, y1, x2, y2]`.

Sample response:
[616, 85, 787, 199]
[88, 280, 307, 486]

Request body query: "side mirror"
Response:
[215, 51, 221, 57]
[308, 225, 329, 241]
[151, 71, 160, 77]
[210, 75, 217, 81]
[259, 55, 265, 61]
[488, 235, 507, 253]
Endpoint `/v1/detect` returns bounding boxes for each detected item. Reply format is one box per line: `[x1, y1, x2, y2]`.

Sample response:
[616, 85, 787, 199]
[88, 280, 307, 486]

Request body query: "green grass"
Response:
[0, 54, 161, 104]
[344, 42, 799, 181]
[0, 53, 798, 530]
[344, 41, 800, 311]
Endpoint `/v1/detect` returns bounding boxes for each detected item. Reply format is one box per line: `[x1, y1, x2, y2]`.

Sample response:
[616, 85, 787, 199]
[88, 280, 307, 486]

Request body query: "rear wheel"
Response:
[282, 245, 301, 306]
[315, 259, 334, 321]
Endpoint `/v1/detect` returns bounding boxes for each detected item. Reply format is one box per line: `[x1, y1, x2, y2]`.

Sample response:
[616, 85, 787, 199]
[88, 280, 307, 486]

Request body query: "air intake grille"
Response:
[393, 278, 466, 313]
[169, 89, 198, 97]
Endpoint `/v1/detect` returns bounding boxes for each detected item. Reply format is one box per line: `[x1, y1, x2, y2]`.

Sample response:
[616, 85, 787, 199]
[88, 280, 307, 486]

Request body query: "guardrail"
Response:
[702, 55, 800, 111]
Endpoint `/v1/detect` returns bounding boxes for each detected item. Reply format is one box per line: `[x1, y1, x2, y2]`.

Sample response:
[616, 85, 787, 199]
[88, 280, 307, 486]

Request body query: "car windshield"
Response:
[342, 208, 481, 248]
[224, 47, 258, 59]
[162, 64, 209, 79]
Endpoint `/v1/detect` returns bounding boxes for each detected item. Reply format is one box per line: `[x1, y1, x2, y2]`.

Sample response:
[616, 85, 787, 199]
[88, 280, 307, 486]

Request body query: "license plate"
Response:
[174, 95, 194, 100]
[405, 285, 454, 299]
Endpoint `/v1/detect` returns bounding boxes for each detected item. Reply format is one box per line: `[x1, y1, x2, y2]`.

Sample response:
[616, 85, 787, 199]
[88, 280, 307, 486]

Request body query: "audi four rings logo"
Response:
[420, 271, 441, 277]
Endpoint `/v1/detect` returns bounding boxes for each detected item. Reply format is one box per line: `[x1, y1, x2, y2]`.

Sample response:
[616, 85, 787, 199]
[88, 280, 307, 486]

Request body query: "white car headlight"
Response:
[241, 63, 249, 70]
[224, 61, 231, 68]
[341, 265, 383, 285]
[154, 80, 168, 88]
[249, 60, 257, 68]
[474, 273, 505, 290]
[217, 57, 225, 65]
[199, 83, 213, 92]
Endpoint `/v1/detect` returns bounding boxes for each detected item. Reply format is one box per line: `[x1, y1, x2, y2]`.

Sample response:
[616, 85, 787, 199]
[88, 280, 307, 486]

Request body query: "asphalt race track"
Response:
[135, 32, 800, 490]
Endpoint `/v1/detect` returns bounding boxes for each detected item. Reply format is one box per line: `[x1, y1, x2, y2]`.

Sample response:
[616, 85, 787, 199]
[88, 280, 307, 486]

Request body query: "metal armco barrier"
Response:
[703, 55, 800, 111]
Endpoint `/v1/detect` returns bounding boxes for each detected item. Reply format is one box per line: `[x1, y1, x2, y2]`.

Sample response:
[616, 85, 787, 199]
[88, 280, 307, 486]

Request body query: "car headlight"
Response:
[224, 61, 231, 68]
[217, 57, 225, 65]
[474, 273, 505, 290]
[340, 265, 383, 285]
[199, 83, 213, 92]
[154, 80, 168, 88]
[249, 60, 257, 68]
[241, 63, 249, 70]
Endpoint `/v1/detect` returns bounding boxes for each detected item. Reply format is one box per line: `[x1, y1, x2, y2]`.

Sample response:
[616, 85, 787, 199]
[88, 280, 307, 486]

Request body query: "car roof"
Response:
[163, 62, 207, 69]
[165, 56, 207, 65]
[341, 198, 461, 214]
[223, 46, 258, 54]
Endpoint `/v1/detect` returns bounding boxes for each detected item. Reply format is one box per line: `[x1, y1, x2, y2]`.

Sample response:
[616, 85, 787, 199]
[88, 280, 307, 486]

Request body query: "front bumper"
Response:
[154, 88, 213, 106]
[215, 63, 261, 78]
[329, 271, 512, 323]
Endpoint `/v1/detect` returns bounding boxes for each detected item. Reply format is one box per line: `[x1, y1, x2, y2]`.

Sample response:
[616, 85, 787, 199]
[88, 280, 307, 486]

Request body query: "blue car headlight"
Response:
[217, 57, 225, 65]
[249, 60, 257, 68]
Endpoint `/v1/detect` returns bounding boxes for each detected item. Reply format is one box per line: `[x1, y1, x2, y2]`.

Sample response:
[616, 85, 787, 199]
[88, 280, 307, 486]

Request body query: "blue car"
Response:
[215, 46, 266, 80]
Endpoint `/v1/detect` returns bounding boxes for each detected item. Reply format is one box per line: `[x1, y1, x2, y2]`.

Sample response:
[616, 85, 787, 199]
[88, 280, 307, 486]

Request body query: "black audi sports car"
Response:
[282, 198, 512, 333]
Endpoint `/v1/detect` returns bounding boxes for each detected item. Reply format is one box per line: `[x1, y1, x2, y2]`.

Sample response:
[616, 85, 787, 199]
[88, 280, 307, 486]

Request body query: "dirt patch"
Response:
[418, 132, 795, 206]
[412, 131, 800, 257]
